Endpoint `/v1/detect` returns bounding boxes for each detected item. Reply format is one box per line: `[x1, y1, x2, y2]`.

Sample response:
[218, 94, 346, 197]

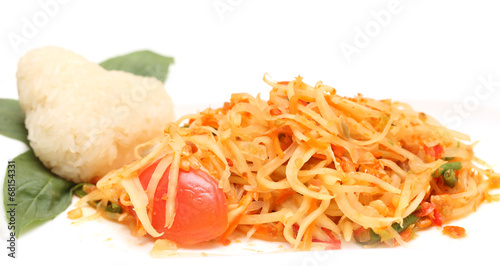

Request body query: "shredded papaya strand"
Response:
[86, 74, 498, 251]
[295, 185, 330, 250]
[283, 196, 313, 246]
[164, 148, 181, 228]
[285, 144, 333, 201]
[255, 147, 295, 190]
[146, 154, 173, 202]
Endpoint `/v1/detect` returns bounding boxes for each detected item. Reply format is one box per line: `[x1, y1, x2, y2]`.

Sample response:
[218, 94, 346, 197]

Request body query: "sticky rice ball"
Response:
[16, 46, 175, 183]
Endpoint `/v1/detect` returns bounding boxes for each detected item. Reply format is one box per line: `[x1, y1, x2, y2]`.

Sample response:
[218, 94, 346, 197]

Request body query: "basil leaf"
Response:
[3, 150, 75, 237]
[100, 50, 174, 83]
[0, 98, 29, 145]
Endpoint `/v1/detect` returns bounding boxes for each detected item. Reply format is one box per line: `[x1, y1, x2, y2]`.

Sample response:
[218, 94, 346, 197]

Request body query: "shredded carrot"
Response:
[340, 157, 357, 172]
[394, 228, 412, 247]
[308, 179, 322, 192]
[271, 131, 285, 159]
[219, 192, 258, 245]
[312, 153, 327, 160]
[332, 145, 346, 157]
[400, 228, 412, 242]
[302, 223, 314, 250]
[274, 188, 295, 206]
[250, 223, 282, 240]
[288, 94, 300, 114]
[306, 132, 329, 150]
[301, 198, 318, 250]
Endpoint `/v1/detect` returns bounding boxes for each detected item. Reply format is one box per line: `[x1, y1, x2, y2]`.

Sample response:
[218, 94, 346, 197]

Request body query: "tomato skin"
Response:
[139, 162, 228, 245]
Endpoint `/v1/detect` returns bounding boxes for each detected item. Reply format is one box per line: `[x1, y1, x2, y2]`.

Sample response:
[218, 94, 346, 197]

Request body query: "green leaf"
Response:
[3, 150, 75, 237]
[100, 50, 174, 83]
[0, 99, 29, 145]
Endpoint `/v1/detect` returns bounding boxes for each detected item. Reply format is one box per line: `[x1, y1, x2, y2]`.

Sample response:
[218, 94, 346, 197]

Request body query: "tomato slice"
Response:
[138, 160, 228, 245]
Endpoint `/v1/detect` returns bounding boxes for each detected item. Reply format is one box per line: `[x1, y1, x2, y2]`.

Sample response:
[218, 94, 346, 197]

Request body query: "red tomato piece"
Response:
[424, 144, 444, 161]
[414, 202, 435, 217]
[433, 209, 443, 226]
[139, 160, 228, 245]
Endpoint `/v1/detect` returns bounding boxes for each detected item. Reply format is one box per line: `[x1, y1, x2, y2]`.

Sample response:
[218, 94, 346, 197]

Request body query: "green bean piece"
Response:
[432, 162, 462, 177]
[106, 202, 123, 214]
[443, 169, 457, 188]
[72, 183, 94, 198]
[392, 214, 419, 233]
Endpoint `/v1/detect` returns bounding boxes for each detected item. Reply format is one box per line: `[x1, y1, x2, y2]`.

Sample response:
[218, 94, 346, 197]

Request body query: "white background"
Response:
[1, 1, 500, 265]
